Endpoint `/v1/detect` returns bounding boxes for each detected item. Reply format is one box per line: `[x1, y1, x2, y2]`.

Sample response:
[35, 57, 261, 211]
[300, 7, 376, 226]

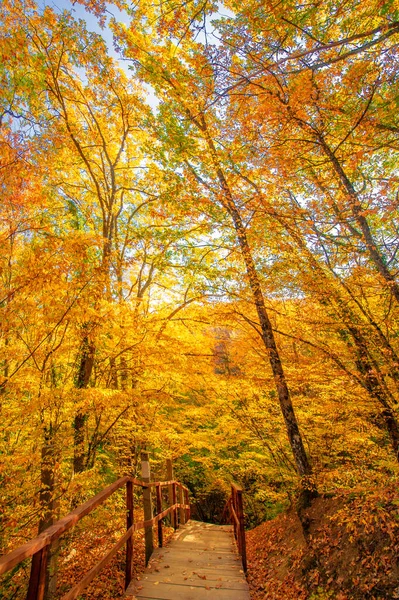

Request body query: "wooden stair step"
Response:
[125, 520, 250, 600]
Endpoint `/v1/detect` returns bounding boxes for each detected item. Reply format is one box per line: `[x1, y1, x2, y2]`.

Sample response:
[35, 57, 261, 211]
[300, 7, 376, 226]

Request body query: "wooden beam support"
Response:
[179, 485, 185, 526]
[141, 452, 153, 565]
[27, 545, 49, 600]
[156, 484, 163, 548]
[172, 482, 178, 530]
[166, 459, 175, 530]
[125, 480, 134, 589]
[236, 487, 247, 573]
[185, 488, 190, 522]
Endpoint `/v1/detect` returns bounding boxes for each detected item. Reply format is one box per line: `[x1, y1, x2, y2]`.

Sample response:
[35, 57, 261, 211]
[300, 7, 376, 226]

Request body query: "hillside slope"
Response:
[246, 486, 399, 600]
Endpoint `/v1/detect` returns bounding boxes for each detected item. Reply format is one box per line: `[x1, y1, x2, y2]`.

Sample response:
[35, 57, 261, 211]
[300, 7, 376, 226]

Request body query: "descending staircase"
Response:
[125, 520, 250, 600]
[0, 457, 248, 600]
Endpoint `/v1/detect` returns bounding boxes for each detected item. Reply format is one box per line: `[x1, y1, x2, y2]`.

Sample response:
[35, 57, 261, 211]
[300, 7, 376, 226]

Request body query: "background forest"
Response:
[1, 0, 399, 598]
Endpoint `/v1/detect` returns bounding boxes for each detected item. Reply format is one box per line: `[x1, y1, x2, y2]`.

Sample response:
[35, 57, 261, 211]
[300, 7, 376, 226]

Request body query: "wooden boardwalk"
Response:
[125, 520, 250, 600]
[0, 463, 248, 600]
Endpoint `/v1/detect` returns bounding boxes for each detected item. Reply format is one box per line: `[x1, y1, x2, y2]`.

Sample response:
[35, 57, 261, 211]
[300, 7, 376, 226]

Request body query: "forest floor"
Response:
[246, 484, 399, 600]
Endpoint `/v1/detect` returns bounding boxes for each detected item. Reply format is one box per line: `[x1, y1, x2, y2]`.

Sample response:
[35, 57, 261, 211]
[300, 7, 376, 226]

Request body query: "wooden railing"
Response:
[224, 483, 247, 573]
[0, 471, 190, 600]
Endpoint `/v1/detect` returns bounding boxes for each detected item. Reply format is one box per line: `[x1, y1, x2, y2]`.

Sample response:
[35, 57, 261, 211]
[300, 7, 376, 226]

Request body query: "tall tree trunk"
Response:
[34, 427, 59, 599]
[196, 117, 314, 496]
[39, 428, 56, 532]
[120, 355, 129, 391]
[381, 408, 399, 460]
[109, 357, 119, 389]
[327, 268, 399, 388]
[73, 335, 95, 474]
[349, 325, 399, 461]
[318, 135, 399, 303]
[283, 222, 399, 460]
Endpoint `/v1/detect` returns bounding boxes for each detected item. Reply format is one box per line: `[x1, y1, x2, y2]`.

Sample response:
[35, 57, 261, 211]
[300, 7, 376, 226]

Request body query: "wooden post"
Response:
[184, 488, 190, 522]
[125, 480, 134, 589]
[27, 545, 50, 600]
[172, 482, 178, 530]
[236, 487, 247, 573]
[179, 485, 185, 526]
[166, 459, 175, 529]
[231, 484, 237, 540]
[141, 452, 153, 566]
[156, 484, 163, 548]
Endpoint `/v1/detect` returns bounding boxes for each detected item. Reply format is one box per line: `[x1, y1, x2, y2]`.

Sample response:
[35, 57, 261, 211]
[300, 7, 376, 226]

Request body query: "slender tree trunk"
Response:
[284, 223, 399, 460]
[349, 325, 399, 460]
[73, 335, 95, 474]
[109, 357, 119, 389]
[318, 135, 399, 303]
[73, 412, 87, 474]
[381, 408, 399, 460]
[37, 427, 59, 599]
[120, 355, 129, 391]
[329, 271, 399, 388]
[39, 429, 56, 532]
[228, 203, 313, 479]
[198, 118, 314, 493]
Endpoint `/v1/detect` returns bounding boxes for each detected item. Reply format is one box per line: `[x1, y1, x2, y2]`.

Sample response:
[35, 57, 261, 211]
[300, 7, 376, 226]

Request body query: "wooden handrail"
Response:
[0, 472, 190, 600]
[230, 504, 240, 527]
[0, 476, 131, 575]
[146, 480, 189, 492]
[60, 503, 189, 600]
[225, 483, 247, 573]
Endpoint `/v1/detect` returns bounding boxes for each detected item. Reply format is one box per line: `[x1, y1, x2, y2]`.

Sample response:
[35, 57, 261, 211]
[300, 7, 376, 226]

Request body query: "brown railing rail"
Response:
[0, 469, 190, 600]
[224, 483, 247, 573]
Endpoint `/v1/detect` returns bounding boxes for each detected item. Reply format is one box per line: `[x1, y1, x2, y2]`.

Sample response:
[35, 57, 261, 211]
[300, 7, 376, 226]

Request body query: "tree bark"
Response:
[283, 223, 399, 460]
[36, 427, 59, 600]
[73, 335, 95, 474]
[197, 117, 314, 488]
[318, 135, 399, 304]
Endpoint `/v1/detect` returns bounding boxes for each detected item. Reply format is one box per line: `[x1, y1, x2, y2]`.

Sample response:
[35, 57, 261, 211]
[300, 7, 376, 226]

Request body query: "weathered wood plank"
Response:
[138, 572, 248, 589]
[125, 520, 250, 600]
[125, 480, 134, 589]
[127, 583, 250, 600]
[147, 551, 241, 567]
